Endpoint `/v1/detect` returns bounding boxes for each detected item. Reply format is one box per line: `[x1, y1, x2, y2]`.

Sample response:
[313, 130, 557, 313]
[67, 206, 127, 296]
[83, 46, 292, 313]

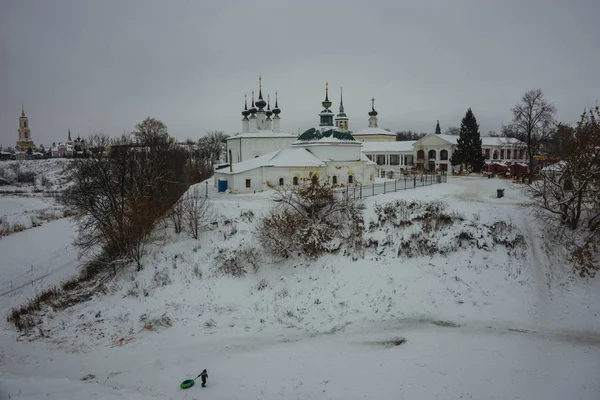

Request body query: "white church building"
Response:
[214, 83, 376, 193]
[225, 78, 298, 163]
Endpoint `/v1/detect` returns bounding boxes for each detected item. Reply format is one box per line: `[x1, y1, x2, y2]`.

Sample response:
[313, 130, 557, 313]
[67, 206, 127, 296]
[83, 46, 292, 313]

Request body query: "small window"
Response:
[293, 176, 299, 185]
[506, 149, 511, 159]
[279, 178, 284, 186]
[485, 149, 490, 158]
[348, 175, 354, 184]
[332, 176, 338, 185]
[245, 179, 251, 188]
[390, 155, 400, 165]
[500, 149, 505, 159]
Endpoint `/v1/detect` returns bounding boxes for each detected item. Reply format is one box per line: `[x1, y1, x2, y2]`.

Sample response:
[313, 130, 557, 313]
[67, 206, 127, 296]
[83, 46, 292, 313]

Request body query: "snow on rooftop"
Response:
[541, 160, 567, 172]
[217, 147, 326, 174]
[352, 127, 396, 136]
[361, 141, 416, 153]
[481, 136, 523, 146]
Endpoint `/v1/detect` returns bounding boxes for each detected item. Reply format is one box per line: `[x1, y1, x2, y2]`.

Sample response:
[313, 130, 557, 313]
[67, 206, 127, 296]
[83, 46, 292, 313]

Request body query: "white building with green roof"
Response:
[214, 83, 376, 193]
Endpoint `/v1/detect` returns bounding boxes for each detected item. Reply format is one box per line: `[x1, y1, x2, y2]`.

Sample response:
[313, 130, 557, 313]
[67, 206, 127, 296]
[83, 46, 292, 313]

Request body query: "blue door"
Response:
[218, 179, 228, 192]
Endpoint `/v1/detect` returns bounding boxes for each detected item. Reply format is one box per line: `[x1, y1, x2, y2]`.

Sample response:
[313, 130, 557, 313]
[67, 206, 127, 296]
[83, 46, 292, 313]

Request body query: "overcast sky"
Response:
[1, 0, 599, 147]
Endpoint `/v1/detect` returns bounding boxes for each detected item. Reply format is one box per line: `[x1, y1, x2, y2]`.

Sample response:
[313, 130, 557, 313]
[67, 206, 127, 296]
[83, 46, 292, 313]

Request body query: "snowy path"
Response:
[0, 218, 79, 310]
[2, 320, 599, 400]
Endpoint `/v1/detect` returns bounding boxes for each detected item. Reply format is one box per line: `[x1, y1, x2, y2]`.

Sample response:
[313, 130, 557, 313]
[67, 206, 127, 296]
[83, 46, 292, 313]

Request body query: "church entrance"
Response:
[428, 160, 436, 172]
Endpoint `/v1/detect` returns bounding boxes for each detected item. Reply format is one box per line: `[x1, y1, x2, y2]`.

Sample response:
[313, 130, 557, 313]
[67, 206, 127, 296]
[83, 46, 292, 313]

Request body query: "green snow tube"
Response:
[180, 379, 195, 389]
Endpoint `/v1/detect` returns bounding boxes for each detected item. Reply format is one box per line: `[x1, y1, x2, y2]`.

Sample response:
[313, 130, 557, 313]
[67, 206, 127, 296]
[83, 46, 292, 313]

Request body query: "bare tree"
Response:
[528, 107, 600, 276]
[198, 131, 228, 167]
[487, 130, 500, 137]
[502, 89, 557, 178]
[169, 197, 185, 234]
[183, 186, 214, 239]
[62, 118, 189, 272]
[444, 126, 460, 136]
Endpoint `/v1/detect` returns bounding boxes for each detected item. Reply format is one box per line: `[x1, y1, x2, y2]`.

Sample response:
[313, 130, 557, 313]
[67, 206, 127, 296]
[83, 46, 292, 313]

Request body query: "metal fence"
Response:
[336, 173, 447, 200]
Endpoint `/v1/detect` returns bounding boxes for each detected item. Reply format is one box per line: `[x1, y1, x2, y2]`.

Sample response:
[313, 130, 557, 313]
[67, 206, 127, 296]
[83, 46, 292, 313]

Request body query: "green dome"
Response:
[296, 127, 357, 143]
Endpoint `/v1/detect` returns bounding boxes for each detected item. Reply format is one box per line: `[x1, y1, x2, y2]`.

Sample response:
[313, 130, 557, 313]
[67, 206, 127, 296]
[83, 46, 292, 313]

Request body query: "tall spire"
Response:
[335, 87, 348, 131]
[68, 129, 72, 142]
[272, 91, 281, 116]
[319, 82, 334, 127]
[21, 102, 25, 117]
[256, 76, 266, 110]
[266, 94, 273, 119]
[435, 120, 441, 134]
[368, 97, 379, 128]
[321, 82, 332, 110]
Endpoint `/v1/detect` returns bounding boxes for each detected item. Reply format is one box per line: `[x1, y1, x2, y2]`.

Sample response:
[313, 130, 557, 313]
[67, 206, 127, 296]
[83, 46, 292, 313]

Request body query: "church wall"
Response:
[324, 161, 376, 186]
[300, 145, 361, 162]
[227, 136, 298, 163]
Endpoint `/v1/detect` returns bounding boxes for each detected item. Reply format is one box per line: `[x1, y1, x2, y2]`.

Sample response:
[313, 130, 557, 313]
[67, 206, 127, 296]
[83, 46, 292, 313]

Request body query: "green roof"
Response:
[296, 127, 357, 143]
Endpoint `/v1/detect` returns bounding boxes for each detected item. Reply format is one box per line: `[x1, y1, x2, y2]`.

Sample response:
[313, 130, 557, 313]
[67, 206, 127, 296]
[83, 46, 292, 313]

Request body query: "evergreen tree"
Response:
[27, 147, 33, 155]
[450, 108, 486, 172]
[435, 120, 441, 134]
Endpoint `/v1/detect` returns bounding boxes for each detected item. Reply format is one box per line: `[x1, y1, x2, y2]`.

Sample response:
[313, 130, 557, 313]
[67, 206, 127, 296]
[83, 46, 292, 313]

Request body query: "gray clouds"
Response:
[1, 0, 599, 147]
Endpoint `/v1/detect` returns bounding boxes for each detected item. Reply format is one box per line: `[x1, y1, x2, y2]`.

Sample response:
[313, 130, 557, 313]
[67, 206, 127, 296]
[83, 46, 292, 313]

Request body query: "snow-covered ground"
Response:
[1, 176, 599, 400]
[0, 195, 68, 236]
[0, 159, 70, 193]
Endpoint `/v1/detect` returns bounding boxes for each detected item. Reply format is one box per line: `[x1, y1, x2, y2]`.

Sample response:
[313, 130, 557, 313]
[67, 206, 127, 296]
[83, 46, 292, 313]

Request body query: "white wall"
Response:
[227, 136, 298, 163]
[214, 160, 377, 194]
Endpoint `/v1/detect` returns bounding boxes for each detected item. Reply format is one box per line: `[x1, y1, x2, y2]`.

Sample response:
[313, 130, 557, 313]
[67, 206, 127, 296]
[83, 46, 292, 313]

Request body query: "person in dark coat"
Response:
[200, 369, 208, 387]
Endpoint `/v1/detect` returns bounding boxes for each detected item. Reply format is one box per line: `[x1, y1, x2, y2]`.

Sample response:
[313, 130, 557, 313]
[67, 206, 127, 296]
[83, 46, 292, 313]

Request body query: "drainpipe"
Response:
[229, 149, 233, 172]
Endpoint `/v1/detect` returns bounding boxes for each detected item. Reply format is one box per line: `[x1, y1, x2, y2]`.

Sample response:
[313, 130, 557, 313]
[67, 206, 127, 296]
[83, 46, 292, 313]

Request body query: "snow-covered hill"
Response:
[1, 176, 599, 400]
[0, 159, 71, 193]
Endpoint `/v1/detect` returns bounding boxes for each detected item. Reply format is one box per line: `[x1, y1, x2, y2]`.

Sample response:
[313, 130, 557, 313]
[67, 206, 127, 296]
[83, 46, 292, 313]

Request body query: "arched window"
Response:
[293, 176, 299, 185]
[428, 149, 437, 160]
[493, 150, 499, 160]
[279, 178, 284, 186]
[348, 175, 354, 184]
[417, 150, 425, 160]
[332, 176, 338, 185]
[440, 150, 448, 160]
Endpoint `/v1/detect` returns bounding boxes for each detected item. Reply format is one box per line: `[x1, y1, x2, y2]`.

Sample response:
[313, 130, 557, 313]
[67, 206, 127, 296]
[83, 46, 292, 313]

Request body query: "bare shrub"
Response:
[139, 313, 172, 330]
[257, 278, 268, 291]
[488, 221, 526, 250]
[182, 186, 215, 239]
[257, 181, 364, 259]
[215, 246, 261, 277]
[192, 264, 203, 279]
[16, 171, 35, 184]
[204, 319, 217, 328]
[152, 267, 172, 287]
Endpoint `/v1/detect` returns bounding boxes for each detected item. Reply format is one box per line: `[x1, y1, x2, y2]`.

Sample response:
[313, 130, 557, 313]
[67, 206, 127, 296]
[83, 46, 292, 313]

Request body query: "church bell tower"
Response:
[16, 104, 35, 152]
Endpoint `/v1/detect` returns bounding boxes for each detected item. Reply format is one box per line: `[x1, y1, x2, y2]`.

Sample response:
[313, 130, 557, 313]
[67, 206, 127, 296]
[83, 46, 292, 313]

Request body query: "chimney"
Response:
[228, 149, 233, 172]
